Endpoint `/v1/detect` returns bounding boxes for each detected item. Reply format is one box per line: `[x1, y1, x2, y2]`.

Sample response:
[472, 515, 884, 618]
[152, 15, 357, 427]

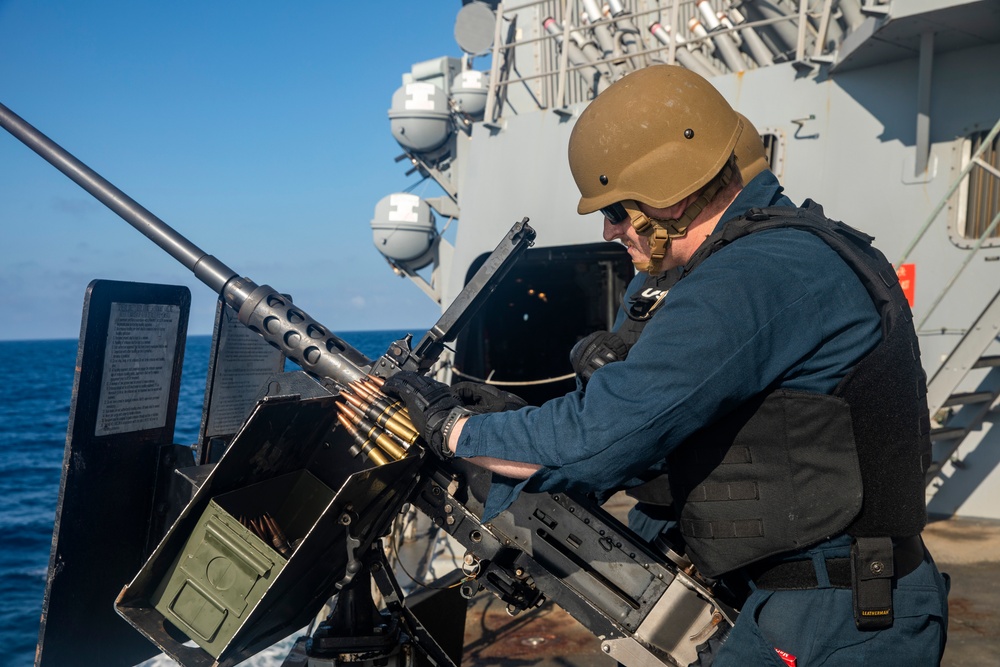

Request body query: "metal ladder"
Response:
[897, 117, 1000, 484]
[924, 291, 1000, 482]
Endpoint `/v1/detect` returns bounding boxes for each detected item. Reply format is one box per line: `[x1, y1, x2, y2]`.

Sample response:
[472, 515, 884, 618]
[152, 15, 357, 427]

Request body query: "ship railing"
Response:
[482, 0, 887, 121]
[897, 116, 1000, 332]
[889, 115, 1000, 485]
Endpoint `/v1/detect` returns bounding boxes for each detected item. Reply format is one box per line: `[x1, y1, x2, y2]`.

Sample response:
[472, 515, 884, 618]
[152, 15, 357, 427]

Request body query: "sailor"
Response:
[570, 110, 773, 387]
[385, 65, 949, 665]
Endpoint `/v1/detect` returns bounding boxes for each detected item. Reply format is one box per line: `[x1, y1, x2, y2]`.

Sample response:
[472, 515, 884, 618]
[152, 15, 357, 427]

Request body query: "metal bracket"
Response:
[792, 114, 820, 140]
[369, 544, 460, 667]
[336, 509, 363, 590]
[860, 3, 890, 17]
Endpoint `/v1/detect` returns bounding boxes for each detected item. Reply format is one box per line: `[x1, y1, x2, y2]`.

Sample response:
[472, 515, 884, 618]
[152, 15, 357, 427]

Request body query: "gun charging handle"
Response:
[0, 100, 372, 385]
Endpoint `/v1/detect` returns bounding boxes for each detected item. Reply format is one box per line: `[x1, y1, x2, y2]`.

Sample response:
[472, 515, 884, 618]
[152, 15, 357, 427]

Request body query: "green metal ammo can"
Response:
[152, 470, 334, 656]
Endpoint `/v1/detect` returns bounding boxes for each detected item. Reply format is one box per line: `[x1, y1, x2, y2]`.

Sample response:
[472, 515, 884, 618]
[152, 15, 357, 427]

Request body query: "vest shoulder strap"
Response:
[619, 270, 680, 345]
[683, 201, 911, 333]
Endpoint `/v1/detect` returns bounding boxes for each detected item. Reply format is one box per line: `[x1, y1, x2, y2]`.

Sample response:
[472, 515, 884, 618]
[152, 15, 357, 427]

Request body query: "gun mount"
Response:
[2, 101, 734, 667]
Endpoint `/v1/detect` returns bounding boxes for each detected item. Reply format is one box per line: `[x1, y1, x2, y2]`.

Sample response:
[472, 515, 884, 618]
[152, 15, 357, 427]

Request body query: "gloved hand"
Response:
[451, 381, 528, 413]
[569, 331, 628, 387]
[381, 371, 470, 459]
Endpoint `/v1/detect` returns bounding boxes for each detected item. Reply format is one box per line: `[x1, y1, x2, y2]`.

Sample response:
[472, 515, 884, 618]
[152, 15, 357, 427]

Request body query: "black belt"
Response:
[745, 535, 925, 591]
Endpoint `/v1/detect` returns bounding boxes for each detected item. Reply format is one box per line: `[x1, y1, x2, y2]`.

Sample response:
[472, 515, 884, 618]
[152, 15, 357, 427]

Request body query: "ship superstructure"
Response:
[373, 0, 1000, 520]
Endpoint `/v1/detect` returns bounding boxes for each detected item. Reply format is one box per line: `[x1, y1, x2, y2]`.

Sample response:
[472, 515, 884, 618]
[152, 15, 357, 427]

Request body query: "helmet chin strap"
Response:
[626, 163, 734, 274]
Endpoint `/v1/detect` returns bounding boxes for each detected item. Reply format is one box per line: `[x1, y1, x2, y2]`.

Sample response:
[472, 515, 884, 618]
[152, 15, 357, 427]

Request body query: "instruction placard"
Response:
[204, 305, 285, 438]
[95, 302, 181, 436]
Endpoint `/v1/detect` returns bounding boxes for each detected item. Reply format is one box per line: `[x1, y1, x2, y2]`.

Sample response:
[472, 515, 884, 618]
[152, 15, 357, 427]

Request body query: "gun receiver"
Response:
[3, 100, 732, 667]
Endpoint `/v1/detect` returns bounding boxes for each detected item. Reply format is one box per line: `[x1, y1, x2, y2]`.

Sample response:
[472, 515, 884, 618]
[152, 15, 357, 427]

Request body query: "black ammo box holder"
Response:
[116, 392, 422, 667]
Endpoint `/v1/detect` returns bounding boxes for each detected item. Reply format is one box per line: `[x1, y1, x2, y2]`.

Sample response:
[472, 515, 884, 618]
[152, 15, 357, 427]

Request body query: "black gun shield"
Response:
[197, 298, 285, 464]
[36, 279, 190, 667]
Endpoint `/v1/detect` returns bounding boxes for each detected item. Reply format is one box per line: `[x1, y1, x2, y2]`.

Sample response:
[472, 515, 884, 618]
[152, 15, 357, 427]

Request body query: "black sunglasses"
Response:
[601, 201, 630, 225]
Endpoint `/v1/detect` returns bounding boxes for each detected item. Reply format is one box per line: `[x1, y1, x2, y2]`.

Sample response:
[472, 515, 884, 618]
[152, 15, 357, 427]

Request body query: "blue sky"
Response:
[0, 1, 468, 341]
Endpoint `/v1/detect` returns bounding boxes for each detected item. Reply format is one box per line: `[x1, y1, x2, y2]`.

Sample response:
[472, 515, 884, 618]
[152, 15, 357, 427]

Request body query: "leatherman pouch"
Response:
[851, 536, 895, 630]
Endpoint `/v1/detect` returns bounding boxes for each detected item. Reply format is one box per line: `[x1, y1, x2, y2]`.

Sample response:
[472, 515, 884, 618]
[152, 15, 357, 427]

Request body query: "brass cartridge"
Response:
[339, 404, 408, 461]
[336, 413, 390, 466]
[356, 376, 411, 419]
[340, 391, 419, 445]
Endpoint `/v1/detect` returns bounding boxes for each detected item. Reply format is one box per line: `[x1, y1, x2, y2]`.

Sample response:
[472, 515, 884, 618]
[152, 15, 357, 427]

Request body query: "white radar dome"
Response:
[388, 82, 452, 153]
[451, 70, 489, 119]
[371, 193, 438, 270]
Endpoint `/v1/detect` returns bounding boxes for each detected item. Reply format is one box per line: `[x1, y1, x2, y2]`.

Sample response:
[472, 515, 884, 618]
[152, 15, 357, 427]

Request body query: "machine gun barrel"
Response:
[0, 100, 372, 384]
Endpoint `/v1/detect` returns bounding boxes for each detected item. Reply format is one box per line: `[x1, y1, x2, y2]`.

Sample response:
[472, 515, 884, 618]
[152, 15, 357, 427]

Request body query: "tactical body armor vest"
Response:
[624, 202, 931, 579]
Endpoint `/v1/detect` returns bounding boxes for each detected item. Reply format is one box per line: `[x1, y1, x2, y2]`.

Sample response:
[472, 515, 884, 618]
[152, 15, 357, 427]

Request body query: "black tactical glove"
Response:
[569, 331, 629, 387]
[381, 371, 471, 459]
[451, 381, 528, 413]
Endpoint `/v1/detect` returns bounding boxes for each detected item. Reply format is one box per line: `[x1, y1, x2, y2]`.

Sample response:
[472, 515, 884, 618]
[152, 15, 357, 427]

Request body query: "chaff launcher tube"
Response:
[689, 14, 745, 74]
[543, 17, 612, 94]
[724, 7, 775, 67]
[649, 23, 722, 79]
[582, 0, 618, 62]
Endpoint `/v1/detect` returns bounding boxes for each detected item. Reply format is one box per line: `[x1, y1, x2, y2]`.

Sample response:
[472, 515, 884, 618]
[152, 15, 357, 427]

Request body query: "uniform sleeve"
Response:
[457, 229, 880, 514]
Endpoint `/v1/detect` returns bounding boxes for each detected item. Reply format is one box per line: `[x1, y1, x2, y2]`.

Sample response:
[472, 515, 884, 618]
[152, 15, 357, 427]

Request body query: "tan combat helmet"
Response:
[735, 113, 770, 184]
[568, 65, 741, 273]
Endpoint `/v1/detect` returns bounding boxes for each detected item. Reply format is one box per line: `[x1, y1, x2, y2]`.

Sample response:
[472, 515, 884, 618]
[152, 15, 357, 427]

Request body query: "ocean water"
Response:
[0, 330, 417, 667]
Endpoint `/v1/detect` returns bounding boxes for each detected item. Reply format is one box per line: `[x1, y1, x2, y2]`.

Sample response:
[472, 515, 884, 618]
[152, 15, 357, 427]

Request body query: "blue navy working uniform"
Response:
[455, 171, 949, 665]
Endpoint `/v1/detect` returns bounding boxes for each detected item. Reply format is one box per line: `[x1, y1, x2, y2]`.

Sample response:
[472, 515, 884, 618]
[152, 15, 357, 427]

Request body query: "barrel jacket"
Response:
[625, 201, 931, 578]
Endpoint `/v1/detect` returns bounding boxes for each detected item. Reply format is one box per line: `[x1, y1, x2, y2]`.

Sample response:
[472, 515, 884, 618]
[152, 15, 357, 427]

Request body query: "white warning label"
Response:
[95, 302, 180, 436]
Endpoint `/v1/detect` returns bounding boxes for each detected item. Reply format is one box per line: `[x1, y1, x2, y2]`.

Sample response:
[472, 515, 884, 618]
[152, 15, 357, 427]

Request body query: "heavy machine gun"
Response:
[2, 102, 735, 667]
